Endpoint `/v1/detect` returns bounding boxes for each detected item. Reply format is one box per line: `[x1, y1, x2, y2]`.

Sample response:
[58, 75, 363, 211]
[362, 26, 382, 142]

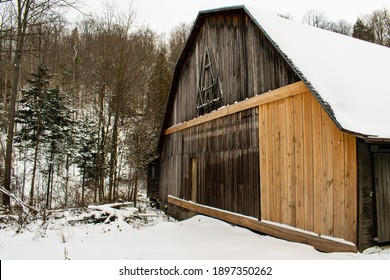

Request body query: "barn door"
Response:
[374, 153, 390, 243]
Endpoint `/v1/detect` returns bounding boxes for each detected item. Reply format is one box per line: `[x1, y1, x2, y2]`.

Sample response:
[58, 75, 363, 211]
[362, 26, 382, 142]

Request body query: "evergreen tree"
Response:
[15, 65, 75, 208]
[15, 65, 51, 205]
[43, 86, 75, 209]
[75, 116, 99, 206]
[353, 18, 375, 43]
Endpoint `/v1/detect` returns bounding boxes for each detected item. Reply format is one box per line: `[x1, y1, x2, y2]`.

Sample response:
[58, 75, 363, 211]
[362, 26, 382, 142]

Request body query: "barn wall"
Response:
[357, 141, 376, 250]
[146, 159, 160, 201]
[168, 11, 299, 127]
[160, 107, 260, 218]
[259, 91, 357, 243]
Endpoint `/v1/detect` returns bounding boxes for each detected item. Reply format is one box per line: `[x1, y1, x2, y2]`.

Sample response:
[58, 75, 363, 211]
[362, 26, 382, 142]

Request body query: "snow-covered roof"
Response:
[239, 6, 390, 139]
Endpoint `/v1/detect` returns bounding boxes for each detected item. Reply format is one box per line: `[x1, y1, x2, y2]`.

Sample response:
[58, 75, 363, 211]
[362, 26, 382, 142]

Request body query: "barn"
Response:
[149, 5, 390, 252]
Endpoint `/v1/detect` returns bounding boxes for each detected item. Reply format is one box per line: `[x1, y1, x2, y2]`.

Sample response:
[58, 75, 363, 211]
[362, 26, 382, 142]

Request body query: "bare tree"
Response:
[330, 20, 353, 36]
[370, 8, 390, 46]
[168, 22, 191, 67]
[302, 9, 331, 30]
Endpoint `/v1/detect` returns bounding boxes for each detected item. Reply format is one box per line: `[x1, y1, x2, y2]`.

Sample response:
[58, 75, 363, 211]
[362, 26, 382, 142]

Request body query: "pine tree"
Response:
[352, 18, 375, 43]
[15, 65, 75, 208]
[75, 116, 98, 206]
[15, 65, 51, 205]
[43, 86, 75, 209]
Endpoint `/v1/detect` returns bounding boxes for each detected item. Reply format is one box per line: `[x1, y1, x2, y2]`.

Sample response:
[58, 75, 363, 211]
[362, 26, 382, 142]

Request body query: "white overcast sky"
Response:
[76, 0, 390, 34]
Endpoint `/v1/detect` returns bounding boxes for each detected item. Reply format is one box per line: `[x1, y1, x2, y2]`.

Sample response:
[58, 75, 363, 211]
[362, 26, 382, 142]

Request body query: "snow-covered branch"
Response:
[0, 186, 38, 214]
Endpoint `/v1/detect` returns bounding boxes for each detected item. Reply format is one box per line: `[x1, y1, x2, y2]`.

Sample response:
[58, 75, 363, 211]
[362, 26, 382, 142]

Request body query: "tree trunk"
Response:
[97, 85, 106, 204]
[46, 143, 54, 209]
[64, 155, 69, 207]
[21, 153, 26, 201]
[81, 159, 86, 207]
[3, 48, 21, 207]
[30, 137, 40, 206]
[3, 0, 31, 207]
[133, 169, 138, 208]
[108, 105, 119, 202]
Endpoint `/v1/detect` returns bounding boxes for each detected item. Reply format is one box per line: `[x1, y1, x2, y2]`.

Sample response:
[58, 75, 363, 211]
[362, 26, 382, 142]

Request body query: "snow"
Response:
[1, 203, 390, 260]
[243, 6, 390, 139]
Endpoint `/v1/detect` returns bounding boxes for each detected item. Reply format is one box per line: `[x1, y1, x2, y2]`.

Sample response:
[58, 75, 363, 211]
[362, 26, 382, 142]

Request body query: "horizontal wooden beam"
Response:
[165, 81, 309, 135]
[168, 195, 358, 253]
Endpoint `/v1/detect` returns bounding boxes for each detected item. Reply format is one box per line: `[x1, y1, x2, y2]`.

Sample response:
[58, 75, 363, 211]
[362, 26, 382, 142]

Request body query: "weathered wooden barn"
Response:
[149, 6, 390, 252]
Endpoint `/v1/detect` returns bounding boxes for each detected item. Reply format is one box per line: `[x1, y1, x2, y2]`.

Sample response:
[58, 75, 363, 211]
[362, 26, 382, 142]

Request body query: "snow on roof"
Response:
[241, 6, 390, 139]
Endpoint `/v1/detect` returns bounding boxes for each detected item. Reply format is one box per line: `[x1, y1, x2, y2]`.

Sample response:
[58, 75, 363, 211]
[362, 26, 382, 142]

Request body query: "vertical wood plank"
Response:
[333, 126, 345, 238]
[294, 94, 305, 229]
[272, 101, 281, 223]
[311, 97, 323, 235]
[321, 110, 334, 236]
[286, 97, 296, 227]
[259, 105, 268, 220]
[375, 155, 384, 242]
[279, 99, 288, 224]
[302, 92, 314, 232]
[191, 157, 198, 202]
[266, 103, 275, 221]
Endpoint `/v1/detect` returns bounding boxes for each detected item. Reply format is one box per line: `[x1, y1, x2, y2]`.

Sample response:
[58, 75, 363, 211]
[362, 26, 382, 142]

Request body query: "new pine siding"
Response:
[259, 91, 357, 243]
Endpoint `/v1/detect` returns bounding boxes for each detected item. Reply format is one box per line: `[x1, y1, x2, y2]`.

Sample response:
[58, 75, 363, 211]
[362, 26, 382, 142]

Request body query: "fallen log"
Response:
[87, 204, 159, 225]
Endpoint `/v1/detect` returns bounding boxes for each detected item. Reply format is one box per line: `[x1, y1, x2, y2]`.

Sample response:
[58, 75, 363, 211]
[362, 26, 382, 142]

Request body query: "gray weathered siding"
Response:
[160, 108, 260, 218]
[168, 11, 299, 127]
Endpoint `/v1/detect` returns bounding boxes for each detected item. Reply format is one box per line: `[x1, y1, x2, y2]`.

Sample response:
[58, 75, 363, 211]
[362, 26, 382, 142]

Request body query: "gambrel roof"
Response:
[159, 5, 390, 150]
[243, 6, 390, 140]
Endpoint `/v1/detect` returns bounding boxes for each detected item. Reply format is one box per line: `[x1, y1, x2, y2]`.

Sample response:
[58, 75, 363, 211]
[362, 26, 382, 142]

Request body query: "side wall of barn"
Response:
[160, 107, 260, 218]
[163, 81, 359, 248]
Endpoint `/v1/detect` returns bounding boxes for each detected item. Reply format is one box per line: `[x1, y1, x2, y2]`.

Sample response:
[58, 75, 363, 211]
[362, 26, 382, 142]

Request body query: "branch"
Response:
[0, 186, 38, 213]
[60, 0, 90, 18]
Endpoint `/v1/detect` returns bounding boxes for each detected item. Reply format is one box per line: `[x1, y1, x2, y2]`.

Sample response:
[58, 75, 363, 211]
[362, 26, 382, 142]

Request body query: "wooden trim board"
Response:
[165, 81, 309, 135]
[168, 195, 358, 253]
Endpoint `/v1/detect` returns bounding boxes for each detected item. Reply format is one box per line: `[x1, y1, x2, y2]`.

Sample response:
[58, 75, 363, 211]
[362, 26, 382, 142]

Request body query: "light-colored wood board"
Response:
[259, 105, 268, 220]
[294, 94, 305, 229]
[285, 96, 296, 227]
[278, 99, 289, 224]
[165, 81, 310, 135]
[302, 92, 314, 232]
[333, 126, 345, 238]
[272, 101, 281, 223]
[321, 110, 335, 236]
[266, 103, 275, 221]
[311, 98, 323, 235]
[168, 195, 358, 253]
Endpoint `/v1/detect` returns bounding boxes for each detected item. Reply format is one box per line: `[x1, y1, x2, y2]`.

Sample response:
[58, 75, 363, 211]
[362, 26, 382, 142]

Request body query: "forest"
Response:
[0, 0, 389, 213]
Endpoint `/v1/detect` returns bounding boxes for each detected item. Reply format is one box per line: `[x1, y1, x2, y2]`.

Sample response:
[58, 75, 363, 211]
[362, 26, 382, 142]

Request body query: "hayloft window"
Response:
[196, 47, 223, 116]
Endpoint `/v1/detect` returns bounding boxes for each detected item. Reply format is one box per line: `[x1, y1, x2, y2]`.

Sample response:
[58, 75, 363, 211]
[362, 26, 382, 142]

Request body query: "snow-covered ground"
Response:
[1, 200, 389, 260]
